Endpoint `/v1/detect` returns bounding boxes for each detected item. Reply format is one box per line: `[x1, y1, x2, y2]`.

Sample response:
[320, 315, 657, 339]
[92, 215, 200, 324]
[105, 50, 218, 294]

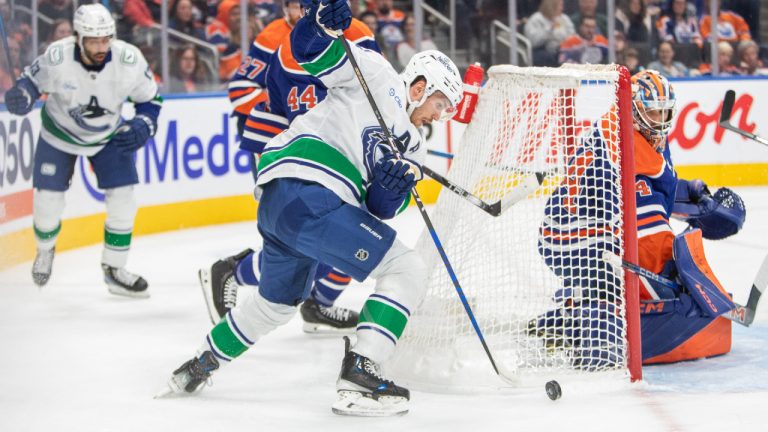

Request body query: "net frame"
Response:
[386, 64, 640, 391]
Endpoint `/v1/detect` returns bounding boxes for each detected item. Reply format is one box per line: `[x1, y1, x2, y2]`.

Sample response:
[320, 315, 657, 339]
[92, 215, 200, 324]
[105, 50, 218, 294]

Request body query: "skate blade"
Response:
[198, 269, 221, 325]
[107, 285, 150, 299]
[331, 391, 408, 417]
[302, 322, 356, 335]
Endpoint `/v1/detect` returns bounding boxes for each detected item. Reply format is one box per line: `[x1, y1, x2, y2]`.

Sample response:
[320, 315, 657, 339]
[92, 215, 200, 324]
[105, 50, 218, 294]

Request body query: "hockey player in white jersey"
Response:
[160, 0, 462, 417]
[4, 4, 162, 297]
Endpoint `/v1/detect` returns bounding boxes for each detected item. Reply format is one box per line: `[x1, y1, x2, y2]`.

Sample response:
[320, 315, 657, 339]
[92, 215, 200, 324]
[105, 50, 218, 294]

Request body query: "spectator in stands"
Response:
[38, 18, 73, 55]
[569, 0, 609, 35]
[699, 41, 742, 75]
[0, 0, 33, 66]
[737, 40, 768, 75]
[723, 0, 760, 42]
[123, 0, 162, 28]
[374, 0, 406, 49]
[616, 0, 653, 43]
[206, 0, 253, 82]
[170, 0, 205, 40]
[167, 45, 215, 93]
[396, 13, 438, 69]
[559, 16, 609, 64]
[619, 46, 645, 74]
[656, 0, 703, 46]
[39, 0, 74, 44]
[360, 11, 389, 60]
[647, 41, 689, 77]
[700, 0, 751, 43]
[0, 36, 21, 96]
[524, 0, 575, 67]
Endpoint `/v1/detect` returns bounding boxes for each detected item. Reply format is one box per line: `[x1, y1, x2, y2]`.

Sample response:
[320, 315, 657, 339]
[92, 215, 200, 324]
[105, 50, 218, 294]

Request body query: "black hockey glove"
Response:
[111, 117, 152, 154]
[5, 79, 39, 116]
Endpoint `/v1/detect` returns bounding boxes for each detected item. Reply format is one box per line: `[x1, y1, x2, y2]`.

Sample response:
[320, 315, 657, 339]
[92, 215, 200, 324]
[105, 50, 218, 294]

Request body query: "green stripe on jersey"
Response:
[359, 298, 408, 339]
[104, 229, 132, 248]
[34, 223, 61, 241]
[41, 107, 114, 147]
[259, 137, 365, 201]
[209, 318, 250, 358]
[300, 40, 345, 76]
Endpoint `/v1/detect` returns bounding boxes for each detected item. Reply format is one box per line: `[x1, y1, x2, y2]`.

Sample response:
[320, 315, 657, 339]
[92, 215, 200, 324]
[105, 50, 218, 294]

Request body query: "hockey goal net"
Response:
[386, 64, 640, 391]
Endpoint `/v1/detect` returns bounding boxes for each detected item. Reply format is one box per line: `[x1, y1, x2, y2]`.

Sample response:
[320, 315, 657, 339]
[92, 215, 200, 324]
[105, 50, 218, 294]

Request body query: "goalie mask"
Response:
[631, 70, 676, 152]
[73, 3, 115, 53]
[400, 50, 463, 122]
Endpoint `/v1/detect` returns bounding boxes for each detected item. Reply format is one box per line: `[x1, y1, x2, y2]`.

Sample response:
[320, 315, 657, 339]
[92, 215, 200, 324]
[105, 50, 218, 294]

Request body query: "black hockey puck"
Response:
[545, 380, 562, 401]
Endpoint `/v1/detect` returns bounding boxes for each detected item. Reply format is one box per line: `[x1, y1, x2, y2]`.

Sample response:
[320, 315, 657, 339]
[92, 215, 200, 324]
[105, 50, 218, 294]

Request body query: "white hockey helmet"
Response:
[400, 50, 463, 121]
[73, 3, 115, 49]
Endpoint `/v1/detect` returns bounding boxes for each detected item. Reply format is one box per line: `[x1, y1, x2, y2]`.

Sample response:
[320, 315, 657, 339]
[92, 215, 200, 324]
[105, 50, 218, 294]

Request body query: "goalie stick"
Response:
[337, 36, 517, 385]
[603, 252, 768, 327]
[719, 89, 768, 147]
[422, 166, 544, 217]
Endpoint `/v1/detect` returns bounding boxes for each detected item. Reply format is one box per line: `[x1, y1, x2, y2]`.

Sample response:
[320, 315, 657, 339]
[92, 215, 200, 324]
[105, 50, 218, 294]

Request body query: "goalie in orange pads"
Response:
[536, 69, 747, 367]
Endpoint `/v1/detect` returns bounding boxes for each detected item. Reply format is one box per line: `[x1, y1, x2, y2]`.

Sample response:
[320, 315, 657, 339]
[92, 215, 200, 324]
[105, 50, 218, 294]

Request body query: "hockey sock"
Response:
[102, 187, 137, 268]
[235, 251, 260, 286]
[311, 268, 352, 307]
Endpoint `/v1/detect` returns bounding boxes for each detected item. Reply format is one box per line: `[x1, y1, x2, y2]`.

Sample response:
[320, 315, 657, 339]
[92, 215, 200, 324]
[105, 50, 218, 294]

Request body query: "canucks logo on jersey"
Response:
[361, 126, 419, 179]
[67, 96, 114, 133]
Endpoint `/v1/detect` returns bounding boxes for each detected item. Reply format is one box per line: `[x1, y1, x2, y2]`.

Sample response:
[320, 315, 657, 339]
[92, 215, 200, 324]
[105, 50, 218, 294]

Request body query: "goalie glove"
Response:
[672, 180, 745, 240]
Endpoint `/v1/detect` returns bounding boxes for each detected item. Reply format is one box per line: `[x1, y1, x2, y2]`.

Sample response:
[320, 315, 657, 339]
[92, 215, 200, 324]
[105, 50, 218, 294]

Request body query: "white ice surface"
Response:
[1, 187, 767, 432]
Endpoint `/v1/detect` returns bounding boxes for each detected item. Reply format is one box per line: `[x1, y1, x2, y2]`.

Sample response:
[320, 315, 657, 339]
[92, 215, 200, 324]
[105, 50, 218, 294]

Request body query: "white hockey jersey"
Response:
[256, 38, 425, 207]
[21, 36, 159, 156]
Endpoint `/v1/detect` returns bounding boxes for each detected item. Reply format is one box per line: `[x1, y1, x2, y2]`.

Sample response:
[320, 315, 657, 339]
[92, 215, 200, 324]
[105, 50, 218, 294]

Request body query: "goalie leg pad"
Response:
[673, 229, 734, 317]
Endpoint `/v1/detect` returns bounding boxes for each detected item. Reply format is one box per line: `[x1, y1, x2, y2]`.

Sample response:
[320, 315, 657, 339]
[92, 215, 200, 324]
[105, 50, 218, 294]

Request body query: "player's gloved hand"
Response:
[111, 118, 151, 154]
[5, 80, 39, 116]
[312, 0, 352, 38]
[686, 179, 711, 202]
[372, 154, 418, 195]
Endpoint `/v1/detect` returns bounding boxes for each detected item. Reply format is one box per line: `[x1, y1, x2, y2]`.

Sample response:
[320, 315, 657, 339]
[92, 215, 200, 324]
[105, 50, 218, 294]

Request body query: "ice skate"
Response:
[102, 264, 149, 298]
[32, 247, 55, 287]
[199, 249, 252, 324]
[156, 351, 220, 398]
[332, 337, 409, 417]
[300, 298, 359, 334]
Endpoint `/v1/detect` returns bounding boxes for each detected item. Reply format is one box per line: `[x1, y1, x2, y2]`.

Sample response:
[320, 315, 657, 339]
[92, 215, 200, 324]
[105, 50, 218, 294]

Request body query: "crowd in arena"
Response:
[1, 0, 766, 96]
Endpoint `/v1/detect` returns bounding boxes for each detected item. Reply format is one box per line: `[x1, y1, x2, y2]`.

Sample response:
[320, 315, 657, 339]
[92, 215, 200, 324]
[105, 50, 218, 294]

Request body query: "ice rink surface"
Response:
[1, 187, 767, 432]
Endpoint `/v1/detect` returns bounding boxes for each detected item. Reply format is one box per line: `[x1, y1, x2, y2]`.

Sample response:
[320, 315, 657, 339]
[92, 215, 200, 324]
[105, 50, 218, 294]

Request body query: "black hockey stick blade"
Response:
[718, 90, 768, 147]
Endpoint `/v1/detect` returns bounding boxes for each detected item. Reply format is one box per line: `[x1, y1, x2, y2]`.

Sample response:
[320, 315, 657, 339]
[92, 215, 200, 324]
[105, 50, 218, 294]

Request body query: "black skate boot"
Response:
[156, 351, 220, 397]
[199, 249, 253, 325]
[300, 298, 359, 334]
[332, 336, 409, 417]
[32, 247, 55, 287]
[102, 264, 149, 298]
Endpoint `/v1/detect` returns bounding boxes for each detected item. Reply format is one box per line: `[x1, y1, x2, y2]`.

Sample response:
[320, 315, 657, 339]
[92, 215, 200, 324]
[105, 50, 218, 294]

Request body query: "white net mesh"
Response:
[386, 64, 631, 391]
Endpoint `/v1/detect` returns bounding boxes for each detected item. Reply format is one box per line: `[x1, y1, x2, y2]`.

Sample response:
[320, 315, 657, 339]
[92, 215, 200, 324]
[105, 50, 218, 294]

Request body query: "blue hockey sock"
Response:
[235, 251, 260, 286]
[311, 268, 351, 307]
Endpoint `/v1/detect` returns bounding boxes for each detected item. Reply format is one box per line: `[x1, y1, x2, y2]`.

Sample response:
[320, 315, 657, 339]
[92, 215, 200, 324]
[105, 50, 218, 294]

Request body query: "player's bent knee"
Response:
[104, 186, 137, 227]
[231, 291, 298, 339]
[369, 239, 429, 307]
[33, 189, 66, 229]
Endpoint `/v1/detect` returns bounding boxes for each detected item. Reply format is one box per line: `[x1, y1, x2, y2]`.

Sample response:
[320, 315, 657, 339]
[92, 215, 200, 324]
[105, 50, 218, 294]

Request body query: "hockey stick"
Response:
[0, 16, 15, 78]
[427, 149, 454, 159]
[337, 36, 515, 384]
[719, 89, 768, 147]
[422, 165, 544, 217]
[603, 252, 768, 327]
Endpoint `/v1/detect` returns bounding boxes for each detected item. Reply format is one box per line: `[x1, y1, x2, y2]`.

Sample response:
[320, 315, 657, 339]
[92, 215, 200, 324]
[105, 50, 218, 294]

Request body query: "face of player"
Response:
[410, 91, 454, 128]
[81, 36, 112, 65]
[284, 2, 303, 26]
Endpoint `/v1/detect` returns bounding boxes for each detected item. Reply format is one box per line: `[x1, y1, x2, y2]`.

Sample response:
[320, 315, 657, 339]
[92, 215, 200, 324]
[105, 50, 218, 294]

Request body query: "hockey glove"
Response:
[111, 117, 152, 154]
[310, 0, 352, 38]
[685, 179, 710, 202]
[5, 79, 40, 116]
[366, 154, 419, 220]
